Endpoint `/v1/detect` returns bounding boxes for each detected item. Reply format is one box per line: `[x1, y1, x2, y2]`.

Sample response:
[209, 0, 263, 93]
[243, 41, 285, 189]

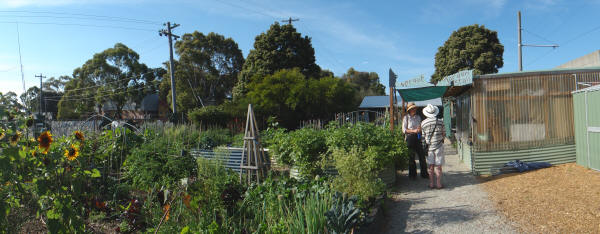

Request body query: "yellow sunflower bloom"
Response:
[74, 131, 85, 142]
[37, 131, 53, 154]
[0, 131, 5, 140]
[9, 131, 21, 146]
[64, 144, 79, 161]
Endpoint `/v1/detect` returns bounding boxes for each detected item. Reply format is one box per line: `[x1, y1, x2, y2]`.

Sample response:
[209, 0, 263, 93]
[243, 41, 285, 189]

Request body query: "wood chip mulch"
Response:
[480, 163, 600, 234]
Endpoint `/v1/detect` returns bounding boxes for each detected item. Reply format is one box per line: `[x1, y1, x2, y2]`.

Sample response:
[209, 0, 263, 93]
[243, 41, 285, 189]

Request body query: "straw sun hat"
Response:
[406, 102, 417, 112]
[423, 104, 439, 118]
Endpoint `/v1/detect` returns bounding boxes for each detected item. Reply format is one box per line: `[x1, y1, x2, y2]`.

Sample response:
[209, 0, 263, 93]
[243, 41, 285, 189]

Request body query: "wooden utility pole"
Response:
[517, 11, 558, 71]
[159, 22, 180, 114]
[281, 17, 299, 25]
[389, 69, 397, 131]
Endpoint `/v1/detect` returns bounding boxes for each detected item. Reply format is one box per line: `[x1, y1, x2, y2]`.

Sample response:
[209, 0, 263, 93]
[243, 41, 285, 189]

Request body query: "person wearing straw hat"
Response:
[402, 102, 429, 180]
[421, 104, 446, 189]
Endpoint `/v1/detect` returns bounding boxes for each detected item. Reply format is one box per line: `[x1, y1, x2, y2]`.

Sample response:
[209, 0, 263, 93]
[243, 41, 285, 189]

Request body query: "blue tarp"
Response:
[504, 160, 552, 173]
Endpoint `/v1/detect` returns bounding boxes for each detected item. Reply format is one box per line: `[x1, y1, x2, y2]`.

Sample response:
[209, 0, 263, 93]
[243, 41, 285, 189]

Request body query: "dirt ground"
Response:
[480, 163, 600, 234]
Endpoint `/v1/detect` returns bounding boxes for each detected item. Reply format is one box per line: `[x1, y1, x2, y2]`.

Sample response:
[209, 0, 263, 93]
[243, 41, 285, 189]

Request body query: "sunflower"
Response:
[0, 131, 5, 140]
[64, 144, 79, 161]
[74, 131, 85, 142]
[37, 131, 53, 154]
[9, 131, 21, 146]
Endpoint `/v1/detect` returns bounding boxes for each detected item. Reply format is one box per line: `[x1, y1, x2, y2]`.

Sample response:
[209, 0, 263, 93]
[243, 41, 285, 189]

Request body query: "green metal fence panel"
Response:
[573, 86, 600, 170]
[589, 133, 600, 170]
[472, 144, 576, 175]
[573, 93, 588, 167]
[587, 90, 600, 170]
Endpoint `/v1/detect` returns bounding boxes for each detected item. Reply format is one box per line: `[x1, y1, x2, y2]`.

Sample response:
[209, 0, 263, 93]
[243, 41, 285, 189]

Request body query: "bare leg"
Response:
[435, 166, 443, 188]
[428, 165, 435, 187]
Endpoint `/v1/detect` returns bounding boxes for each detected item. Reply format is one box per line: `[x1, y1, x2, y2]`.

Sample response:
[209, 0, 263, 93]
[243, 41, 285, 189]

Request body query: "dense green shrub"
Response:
[325, 122, 408, 172]
[331, 147, 385, 202]
[124, 125, 199, 189]
[143, 158, 244, 233]
[198, 128, 232, 149]
[269, 127, 327, 177]
[188, 105, 230, 127]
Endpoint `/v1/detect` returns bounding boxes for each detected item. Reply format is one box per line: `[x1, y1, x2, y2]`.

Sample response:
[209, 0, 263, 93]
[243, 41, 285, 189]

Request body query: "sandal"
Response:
[428, 184, 435, 189]
[436, 185, 445, 189]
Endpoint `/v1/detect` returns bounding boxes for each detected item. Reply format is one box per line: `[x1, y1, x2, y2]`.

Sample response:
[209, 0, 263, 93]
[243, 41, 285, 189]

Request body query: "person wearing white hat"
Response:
[421, 104, 445, 189]
[402, 102, 429, 180]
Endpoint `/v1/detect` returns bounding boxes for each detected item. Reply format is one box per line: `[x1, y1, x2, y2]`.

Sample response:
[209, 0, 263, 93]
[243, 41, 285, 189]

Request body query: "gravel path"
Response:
[379, 144, 518, 234]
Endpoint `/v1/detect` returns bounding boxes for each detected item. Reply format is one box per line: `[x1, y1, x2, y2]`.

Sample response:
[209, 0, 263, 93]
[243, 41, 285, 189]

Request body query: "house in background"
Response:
[556, 50, 600, 69]
[99, 93, 170, 120]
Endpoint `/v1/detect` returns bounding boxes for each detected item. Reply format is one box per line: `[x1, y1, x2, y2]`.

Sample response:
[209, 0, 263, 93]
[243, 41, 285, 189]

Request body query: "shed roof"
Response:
[359, 96, 392, 108]
[572, 84, 600, 94]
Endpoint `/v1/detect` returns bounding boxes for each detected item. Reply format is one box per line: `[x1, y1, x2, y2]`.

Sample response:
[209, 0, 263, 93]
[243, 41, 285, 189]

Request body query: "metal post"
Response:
[518, 11, 522, 71]
[389, 87, 394, 131]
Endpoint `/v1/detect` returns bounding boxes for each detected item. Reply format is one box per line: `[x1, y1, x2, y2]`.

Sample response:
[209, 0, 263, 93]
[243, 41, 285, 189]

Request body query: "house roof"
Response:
[477, 67, 600, 79]
[359, 96, 441, 109]
[101, 93, 159, 112]
[141, 93, 159, 111]
[102, 101, 136, 111]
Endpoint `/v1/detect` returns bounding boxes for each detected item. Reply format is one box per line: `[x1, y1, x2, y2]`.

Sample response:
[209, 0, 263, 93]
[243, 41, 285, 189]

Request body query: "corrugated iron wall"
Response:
[472, 144, 576, 175]
[471, 71, 600, 152]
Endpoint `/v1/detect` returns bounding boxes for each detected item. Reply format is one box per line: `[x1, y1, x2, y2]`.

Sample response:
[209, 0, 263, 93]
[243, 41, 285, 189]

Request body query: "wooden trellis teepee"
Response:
[240, 104, 268, 184]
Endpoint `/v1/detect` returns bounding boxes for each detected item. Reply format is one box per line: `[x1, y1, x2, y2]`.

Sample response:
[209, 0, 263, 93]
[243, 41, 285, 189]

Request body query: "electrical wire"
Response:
[45, 85, 157, 102]
[522, 28, 557, 44]
[0, 10, 161, 25]
[0, 20, 156, 32]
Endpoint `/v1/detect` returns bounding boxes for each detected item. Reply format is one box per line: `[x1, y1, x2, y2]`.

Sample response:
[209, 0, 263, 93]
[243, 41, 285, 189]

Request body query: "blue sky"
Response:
[1, 0, 600, 96]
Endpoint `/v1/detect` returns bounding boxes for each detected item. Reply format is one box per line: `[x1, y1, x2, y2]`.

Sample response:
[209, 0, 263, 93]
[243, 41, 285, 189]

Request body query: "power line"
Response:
[0, 10, 161, 25]
[45, 85, 157, 102]
[522, 28, 557, 44]
[213, 0, 277, 18]
[0, 21, 156, 32]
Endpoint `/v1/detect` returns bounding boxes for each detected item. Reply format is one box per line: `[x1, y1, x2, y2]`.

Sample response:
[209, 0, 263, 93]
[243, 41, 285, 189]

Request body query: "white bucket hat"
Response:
[423, 104, 439, 118]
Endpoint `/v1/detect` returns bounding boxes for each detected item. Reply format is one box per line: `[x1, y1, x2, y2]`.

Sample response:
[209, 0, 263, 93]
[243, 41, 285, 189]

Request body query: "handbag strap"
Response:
[426, 118, 439, 146]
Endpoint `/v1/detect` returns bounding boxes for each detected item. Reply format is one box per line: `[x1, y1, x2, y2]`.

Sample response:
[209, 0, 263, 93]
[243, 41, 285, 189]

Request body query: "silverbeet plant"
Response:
[325, 192, 362, 234]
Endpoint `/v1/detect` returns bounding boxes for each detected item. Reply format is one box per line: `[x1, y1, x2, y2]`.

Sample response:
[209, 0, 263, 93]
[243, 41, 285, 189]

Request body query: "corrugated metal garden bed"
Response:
[480, 163, 600, 233]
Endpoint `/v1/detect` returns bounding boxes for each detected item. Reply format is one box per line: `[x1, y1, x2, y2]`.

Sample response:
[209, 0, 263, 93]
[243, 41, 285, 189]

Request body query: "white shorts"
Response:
[427, 145, 445, 166]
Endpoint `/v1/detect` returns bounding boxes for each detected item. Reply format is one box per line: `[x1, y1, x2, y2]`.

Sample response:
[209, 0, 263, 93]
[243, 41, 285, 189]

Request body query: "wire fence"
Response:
[298, 110, 387, 129]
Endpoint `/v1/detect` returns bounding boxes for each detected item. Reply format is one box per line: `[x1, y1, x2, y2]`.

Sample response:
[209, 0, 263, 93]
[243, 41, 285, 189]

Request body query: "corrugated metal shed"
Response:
[573, 85, 600, 170]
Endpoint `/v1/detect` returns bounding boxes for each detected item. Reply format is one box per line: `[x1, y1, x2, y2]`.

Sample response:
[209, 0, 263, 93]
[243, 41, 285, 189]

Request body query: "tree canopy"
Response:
[0, 92, 23, 113]
[341, 67, 385, 105]
[161, 32, 244, 114]
[431, 24, 504, 83]
[234, 22, 321, 99]
[246, 69, 355, 128]
[58, 43, 162, 119]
